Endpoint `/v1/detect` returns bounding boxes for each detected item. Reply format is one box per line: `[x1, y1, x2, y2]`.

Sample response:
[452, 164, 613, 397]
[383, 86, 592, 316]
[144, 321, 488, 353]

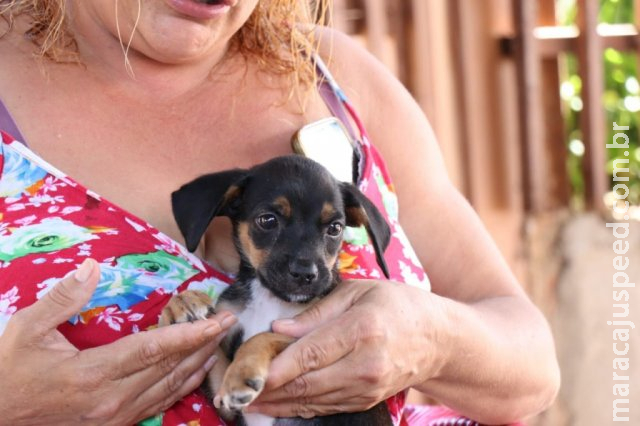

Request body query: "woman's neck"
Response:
[76, 40, 238, 102]
[67, 15, 239, 101]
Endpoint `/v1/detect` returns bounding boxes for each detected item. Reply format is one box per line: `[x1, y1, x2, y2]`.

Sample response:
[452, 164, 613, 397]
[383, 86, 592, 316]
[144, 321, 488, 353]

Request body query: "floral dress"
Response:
[0, 60, 491, 426]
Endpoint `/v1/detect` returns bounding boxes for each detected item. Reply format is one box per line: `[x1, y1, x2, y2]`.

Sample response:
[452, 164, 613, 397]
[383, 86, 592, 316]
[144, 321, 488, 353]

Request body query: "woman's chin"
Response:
[135, 21, 230, 65]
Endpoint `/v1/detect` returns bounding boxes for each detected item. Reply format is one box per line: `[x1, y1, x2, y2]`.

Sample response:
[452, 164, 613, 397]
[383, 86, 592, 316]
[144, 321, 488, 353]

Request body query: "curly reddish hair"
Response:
[0, 0, 328, 98]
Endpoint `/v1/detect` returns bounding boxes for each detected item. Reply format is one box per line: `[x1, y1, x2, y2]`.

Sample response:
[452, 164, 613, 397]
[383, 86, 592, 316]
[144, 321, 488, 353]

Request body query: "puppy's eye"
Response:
[326, 222, 343, 237]
[255, 214, 278, 230]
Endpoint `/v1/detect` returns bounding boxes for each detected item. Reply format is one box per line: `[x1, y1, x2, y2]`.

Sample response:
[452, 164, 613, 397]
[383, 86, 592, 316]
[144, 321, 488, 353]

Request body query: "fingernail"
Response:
[220, 314, 237, 329]
[74, 259, 94, 283]
[204, 355, 218, 371]
[274, 319, 295, 327]
[203, 322, 222, 337]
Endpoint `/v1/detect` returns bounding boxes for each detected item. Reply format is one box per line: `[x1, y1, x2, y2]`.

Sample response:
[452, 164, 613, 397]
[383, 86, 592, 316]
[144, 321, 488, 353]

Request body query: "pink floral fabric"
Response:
[0, 131, 231, 426]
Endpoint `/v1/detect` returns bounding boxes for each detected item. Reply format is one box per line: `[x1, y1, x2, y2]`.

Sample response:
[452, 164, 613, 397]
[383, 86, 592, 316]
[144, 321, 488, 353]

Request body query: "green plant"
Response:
[557, 0, 639, 206]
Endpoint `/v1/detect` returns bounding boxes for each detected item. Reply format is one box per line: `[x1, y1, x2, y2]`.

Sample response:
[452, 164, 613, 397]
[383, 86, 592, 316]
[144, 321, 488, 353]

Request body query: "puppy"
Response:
[160, 155, 393, 426]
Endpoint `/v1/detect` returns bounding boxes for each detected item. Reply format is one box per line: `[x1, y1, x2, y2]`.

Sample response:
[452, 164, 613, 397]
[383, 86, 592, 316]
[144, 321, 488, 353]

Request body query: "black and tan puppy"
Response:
[160, 155, 393, 426]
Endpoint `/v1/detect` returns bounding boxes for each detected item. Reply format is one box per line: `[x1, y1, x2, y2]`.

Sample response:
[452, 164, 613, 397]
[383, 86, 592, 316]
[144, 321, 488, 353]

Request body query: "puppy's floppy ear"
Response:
[172, 169, 248, 252]
[340, 183, 391, 278]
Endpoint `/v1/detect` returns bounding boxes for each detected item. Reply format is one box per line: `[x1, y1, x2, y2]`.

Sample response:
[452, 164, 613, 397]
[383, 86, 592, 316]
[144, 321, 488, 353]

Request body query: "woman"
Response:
[0, 1, 560, 425]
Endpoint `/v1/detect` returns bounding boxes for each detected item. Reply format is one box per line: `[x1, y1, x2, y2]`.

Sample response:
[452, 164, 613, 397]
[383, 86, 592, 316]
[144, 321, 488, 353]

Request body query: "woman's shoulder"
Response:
[313, 26, 426, 138]
[312, 26, 441, 156]
[313, 27, 382, 115]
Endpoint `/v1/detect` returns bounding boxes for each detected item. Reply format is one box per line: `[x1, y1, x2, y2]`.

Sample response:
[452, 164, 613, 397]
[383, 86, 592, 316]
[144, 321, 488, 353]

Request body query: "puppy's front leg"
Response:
[158, 290, 235, 420]
[215, 332, 295, 413]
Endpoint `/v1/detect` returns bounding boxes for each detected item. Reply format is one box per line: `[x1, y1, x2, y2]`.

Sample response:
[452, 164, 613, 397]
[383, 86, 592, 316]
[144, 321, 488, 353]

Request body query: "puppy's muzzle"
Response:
[288, 258, 319, 285]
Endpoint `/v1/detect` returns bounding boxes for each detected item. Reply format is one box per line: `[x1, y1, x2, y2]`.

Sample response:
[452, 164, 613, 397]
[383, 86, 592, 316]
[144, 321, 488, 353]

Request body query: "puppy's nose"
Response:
[289, 260, 318, 285]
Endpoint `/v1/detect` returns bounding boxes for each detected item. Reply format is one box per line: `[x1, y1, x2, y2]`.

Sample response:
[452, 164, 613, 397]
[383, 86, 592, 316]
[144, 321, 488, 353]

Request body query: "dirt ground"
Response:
[534, 214, 639, 425]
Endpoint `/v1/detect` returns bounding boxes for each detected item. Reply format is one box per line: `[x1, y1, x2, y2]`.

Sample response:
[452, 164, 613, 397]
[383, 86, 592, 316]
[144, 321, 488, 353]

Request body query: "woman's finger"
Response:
[128, 338, 217, 397]
[247, 398, 365, 419]
[266, 313, 357, 391]
[14, 259, 100, 339]
[250, 376, 388, 419]
[136, 361, 214, 422]
[80, 312, 235, 380]
[271, 281, 365, 338]
[129, 340, 219, 415]
[256, 384, 378, 411]
[258, 356, 359, 403]
[258, 347, 390, 407]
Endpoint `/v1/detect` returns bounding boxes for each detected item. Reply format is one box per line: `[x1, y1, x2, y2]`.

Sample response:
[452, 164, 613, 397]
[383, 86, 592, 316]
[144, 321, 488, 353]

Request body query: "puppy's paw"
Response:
[214, 362, 268, 412]
[158, 290, 215, 326]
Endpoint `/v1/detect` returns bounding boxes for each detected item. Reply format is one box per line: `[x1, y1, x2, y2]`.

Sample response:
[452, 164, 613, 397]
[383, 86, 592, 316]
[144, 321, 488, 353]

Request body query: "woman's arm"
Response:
[253, 28, 560, 424]
[330, 28, 560, 415]
[330, 27, 560, 421]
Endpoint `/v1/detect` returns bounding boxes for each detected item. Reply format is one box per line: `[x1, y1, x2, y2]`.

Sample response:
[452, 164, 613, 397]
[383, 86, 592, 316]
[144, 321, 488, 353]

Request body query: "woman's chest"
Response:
[21, 111, 291, 236]
[4, 83, 330, 271]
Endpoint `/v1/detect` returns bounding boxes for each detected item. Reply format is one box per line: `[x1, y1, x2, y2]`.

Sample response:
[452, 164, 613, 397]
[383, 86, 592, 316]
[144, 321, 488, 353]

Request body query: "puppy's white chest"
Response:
[234, 281, 313, 426]
[237, 280, 310, 342]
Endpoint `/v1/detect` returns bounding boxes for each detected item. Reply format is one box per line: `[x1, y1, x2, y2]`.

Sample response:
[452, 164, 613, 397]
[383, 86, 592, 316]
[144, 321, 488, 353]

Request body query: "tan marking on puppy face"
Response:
[321, 202, 337, 223]
[273, 196, 291, 219]
[325, 252, 340, 269]
[345, 206, 368, 227]
[238, 222, 267, 268]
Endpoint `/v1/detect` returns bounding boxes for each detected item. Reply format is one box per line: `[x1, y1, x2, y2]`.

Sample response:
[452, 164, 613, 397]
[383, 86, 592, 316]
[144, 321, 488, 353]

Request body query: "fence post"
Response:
[539, 0, 571, 209]
[577, 0, 607, 210]
[513, 0, 546, 213]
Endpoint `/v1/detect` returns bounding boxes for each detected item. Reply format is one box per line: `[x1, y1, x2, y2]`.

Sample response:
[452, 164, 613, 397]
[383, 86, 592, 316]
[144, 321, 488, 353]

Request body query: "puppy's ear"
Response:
[340, 183, 391, 278]
[172, 169, 248, 252]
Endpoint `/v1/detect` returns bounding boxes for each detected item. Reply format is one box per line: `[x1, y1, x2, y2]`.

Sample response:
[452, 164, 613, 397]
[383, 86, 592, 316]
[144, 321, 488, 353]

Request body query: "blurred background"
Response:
[328, 0, 639, 425]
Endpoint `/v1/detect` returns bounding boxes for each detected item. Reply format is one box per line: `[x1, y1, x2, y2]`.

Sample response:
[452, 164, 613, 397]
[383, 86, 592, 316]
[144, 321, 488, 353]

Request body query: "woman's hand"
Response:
[0, 259, 236, 426]
[248, 279, 449, 418]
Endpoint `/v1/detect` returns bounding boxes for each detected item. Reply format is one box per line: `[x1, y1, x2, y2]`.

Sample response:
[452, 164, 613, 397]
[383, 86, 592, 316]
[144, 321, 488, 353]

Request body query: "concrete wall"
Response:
[538, 214, 639, 425]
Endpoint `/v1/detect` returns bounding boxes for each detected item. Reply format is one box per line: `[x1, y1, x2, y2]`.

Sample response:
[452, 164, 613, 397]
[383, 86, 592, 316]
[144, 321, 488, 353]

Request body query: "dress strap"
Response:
[314, 55, 360, 143]
[0, 98, 25, 143]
